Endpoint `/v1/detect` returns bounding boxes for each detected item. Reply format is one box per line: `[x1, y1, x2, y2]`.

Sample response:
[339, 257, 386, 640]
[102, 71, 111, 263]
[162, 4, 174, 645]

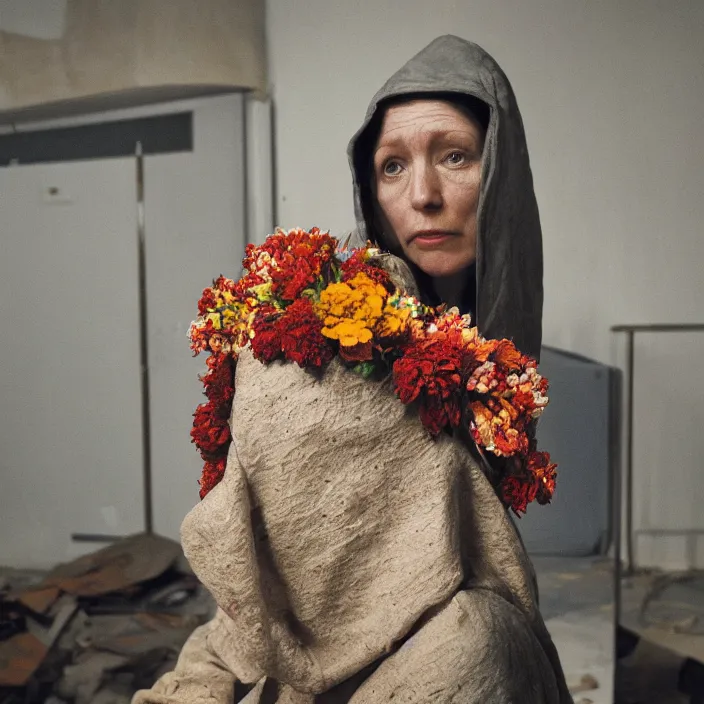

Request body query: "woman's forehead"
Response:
[375, 100, 484, 148]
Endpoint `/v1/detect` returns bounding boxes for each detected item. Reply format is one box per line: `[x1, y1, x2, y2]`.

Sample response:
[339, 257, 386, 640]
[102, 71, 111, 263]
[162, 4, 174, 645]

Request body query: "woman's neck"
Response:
[432, 264, 477, 315]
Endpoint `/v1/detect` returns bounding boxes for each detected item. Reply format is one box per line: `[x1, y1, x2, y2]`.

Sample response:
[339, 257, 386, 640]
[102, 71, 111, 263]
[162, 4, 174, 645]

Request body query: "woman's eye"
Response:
[383, 160, 402, 176]
[446, 151, 466, 165]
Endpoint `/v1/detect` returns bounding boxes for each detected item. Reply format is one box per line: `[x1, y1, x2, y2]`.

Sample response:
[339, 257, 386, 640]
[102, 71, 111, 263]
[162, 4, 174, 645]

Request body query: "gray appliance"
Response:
[515, 346, 621, 556]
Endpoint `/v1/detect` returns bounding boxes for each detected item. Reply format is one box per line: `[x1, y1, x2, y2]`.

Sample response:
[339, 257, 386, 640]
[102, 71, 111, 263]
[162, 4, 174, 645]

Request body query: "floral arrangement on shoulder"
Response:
[188, 227, 556, 515]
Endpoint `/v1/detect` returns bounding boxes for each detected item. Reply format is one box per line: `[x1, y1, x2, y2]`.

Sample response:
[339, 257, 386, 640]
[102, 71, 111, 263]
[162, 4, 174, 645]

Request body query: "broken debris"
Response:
[0, 533, 213, 703]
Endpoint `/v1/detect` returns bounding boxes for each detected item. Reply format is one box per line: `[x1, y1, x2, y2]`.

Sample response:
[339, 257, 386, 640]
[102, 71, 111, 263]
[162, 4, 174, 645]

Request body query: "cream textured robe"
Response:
[132, 349, 572, 703]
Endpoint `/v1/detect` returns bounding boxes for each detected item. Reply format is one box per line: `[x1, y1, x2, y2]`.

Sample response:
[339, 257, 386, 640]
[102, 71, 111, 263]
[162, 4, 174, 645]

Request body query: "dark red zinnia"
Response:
[340, 252, 392, 290]
[191, 402, 231, 455]
[392, 338, 464, 435]
[279, 298, 334, 368]
[250, 308, 284, 363]
[500, 476, 538, 516]
[200, 353, 235, 406]
[199, 457, 228, 500]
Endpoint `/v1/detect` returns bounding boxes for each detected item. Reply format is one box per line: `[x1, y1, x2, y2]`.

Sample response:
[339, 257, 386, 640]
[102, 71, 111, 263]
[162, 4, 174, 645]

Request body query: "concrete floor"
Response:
[534, 556, 704, 704]
[533, 556, 615, 704]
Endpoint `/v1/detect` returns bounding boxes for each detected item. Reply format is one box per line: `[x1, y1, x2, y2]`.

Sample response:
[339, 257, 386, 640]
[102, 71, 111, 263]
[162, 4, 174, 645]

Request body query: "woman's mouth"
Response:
[411, 230, 455, 247]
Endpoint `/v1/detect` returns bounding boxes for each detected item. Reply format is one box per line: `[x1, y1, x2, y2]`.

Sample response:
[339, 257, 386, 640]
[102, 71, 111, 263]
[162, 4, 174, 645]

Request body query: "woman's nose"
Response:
[410, 163, 443, 211]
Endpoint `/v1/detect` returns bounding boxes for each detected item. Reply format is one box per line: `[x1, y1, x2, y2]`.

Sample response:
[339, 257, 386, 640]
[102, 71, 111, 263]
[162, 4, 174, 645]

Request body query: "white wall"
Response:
[266, 0, 704, 568]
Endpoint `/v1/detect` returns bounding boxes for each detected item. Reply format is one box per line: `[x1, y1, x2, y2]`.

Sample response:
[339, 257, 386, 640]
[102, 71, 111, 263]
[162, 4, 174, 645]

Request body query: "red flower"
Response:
[498, 451, 557, 515]
[338, 340, 373, 362]
[197, 288, 218, 316]
[340, 252, 392, 290]
[189, 317, 216, 355]
[199, 457, 227, 499]
[233, 270, 267, 300]
[418, 399, 457, 436]
[197, 275, 236, 315]
[491, 339, 523, 370]
[241, 228, 337, 300]
[191, 402, 231, 455]
[276, 266, 318, 301]
[494, 429, 529, 456]
[527, 451, 557, 505]
[500, 476, 539, 516]
[280, 298, 334, 368]
[200, 353, 235, 406]
[511, 389, 536, 415]
[250, 308, 283, 363]
[393, 338, 464, 435]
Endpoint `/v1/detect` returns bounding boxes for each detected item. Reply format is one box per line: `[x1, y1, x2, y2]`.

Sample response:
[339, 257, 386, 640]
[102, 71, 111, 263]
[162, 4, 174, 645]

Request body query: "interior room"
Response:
[1, 1, 703, 703]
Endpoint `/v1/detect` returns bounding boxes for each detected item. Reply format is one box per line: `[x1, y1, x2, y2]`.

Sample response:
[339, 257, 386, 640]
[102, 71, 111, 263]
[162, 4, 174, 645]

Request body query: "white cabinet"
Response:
[0, 94, 247, 567]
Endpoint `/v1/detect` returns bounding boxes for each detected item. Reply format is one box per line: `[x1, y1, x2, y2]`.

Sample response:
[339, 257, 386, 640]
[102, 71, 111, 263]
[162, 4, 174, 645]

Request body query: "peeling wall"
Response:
[0, 0, 267, 117]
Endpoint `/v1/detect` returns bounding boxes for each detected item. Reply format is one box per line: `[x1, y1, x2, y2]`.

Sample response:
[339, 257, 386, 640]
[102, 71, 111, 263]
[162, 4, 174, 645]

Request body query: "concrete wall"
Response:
[266, 0, 704, 568]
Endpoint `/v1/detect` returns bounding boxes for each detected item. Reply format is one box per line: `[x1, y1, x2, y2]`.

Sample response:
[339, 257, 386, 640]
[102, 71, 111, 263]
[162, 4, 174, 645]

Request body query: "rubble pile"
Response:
[0, 534, 213, 704]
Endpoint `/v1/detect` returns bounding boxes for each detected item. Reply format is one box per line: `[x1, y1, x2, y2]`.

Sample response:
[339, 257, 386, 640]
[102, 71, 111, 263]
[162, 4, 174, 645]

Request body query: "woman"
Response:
[133, 35, 573, 703]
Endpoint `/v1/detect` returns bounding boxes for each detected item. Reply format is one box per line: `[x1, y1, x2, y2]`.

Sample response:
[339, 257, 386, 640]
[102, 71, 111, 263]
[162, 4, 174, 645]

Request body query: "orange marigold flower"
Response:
[375, 304, 412, 341]
[315, 273, 387, 355]
[469, 398, 529, 457]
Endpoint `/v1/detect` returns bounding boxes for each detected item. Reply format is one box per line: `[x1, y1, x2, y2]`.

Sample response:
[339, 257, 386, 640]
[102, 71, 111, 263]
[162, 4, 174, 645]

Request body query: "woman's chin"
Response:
[411, 253, 475, 280]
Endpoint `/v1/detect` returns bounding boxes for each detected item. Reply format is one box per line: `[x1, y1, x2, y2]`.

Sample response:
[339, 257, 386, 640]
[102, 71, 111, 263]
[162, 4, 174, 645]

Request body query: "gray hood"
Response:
[347, 35, 543, 359]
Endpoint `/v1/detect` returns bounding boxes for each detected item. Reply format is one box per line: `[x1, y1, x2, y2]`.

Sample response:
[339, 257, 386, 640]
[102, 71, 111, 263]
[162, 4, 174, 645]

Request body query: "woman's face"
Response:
[372, 99, 485, 279]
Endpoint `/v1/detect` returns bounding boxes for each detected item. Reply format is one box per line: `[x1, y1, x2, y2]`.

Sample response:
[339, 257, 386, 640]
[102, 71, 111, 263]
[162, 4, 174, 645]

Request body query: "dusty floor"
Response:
[533, 556, 615, 704]
[4, 555, 704, 703]
[534, 556, 704, 704]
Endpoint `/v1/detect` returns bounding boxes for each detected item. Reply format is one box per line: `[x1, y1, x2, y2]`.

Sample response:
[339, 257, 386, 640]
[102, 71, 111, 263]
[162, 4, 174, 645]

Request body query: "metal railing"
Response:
[610, 323, 704, 685]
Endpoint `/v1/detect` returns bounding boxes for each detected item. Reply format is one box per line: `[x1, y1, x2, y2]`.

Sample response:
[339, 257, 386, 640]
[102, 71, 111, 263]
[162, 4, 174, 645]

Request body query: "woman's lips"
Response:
[411, 231, 455, 247]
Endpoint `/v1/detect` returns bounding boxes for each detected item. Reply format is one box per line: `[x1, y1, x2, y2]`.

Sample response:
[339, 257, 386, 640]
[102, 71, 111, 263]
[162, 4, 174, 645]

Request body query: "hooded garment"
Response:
[133, 36, 572, 704]
[348, 34, 544, 361]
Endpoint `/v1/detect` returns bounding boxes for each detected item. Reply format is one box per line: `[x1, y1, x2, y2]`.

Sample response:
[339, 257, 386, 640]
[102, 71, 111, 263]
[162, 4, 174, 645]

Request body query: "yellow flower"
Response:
[315, 273, 387, 348]
[206, 312, 222, 330]
[250, 281, 274, 303]
[221, 302, 250, 329]
[219, 302, 256, 353]
[375, 304, 411, 338]
[214, 290, 237, 308]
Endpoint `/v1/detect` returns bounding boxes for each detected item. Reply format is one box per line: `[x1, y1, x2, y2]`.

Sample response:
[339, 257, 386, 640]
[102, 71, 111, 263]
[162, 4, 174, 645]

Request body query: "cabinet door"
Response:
[144, 94, 246, 540]
[0, 158, 145, 567]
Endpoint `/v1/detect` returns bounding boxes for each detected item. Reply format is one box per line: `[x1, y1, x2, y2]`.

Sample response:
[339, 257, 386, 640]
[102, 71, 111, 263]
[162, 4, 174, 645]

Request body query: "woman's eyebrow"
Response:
[374, 134, 408, 152]
[375, 129, 480, 155]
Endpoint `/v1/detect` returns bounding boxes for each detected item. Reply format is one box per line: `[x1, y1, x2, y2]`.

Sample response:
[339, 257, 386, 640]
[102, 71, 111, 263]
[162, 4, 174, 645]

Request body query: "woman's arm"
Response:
[132, 609, 237, 704]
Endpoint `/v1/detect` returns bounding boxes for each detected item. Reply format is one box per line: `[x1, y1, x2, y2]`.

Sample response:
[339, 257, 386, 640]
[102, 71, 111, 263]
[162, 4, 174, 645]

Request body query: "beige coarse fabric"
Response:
[133, 347, 573, 703]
